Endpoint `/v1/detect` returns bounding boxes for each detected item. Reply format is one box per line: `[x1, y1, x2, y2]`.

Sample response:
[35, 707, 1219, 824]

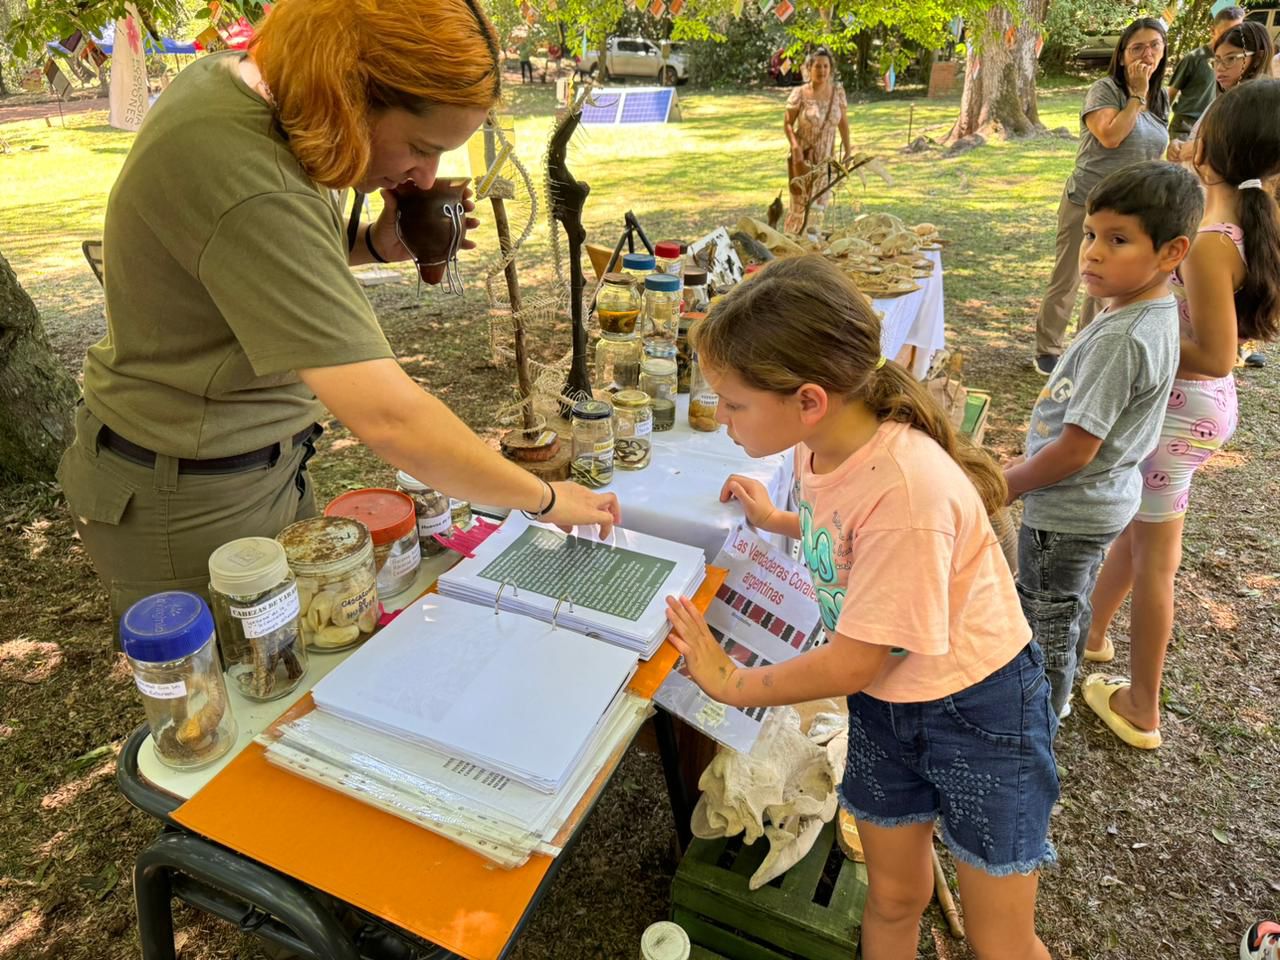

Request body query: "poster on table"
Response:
[108, 3, 149, 131]
[654, 524, 824, 754]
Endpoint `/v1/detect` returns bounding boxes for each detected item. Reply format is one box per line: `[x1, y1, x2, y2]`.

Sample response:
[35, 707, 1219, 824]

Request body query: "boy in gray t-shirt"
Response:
[1006, 160, 1203, 722]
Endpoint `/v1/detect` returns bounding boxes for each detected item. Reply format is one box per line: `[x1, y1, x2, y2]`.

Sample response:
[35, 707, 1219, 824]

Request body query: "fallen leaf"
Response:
[1212, 828, 1232, 845]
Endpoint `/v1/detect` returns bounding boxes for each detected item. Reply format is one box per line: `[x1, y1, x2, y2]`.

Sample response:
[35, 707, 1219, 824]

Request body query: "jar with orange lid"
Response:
[324, 488, 422, 599]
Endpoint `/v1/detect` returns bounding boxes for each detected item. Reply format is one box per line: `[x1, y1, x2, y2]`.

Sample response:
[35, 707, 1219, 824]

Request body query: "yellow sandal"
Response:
[1083, 635, 1114, 663]
[1082, 675, 1162, 749]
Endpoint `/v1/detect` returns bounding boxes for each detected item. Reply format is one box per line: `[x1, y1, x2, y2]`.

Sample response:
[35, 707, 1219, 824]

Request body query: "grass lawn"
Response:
[2, 76, 1278, 960]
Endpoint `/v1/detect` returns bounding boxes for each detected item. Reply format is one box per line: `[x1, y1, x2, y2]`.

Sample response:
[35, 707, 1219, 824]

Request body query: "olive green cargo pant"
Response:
[57, 404, 319, 629]
[1035, 188, 1103, 358]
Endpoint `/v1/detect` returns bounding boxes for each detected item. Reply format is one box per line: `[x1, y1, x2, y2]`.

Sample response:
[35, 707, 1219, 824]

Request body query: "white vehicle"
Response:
[577, 37, 689, 85]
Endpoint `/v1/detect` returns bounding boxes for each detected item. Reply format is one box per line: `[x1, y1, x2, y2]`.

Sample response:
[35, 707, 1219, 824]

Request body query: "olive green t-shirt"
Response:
[84, 51, 393, 459]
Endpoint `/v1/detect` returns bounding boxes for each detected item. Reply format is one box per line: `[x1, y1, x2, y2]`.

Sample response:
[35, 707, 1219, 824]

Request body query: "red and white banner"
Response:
[108, 3, 149, 131]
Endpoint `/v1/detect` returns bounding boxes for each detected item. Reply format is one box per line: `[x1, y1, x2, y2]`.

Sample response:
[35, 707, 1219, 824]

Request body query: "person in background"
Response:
[668, 255, 1058, 960]
[783, 47, 851, 237]
[1166, 5, 1243, 141]
[1007, 161, 1203, 722]
[1032, 18, 1172, 377]
[518, 32, 535, 84]
[1083, 81, 1280, 749]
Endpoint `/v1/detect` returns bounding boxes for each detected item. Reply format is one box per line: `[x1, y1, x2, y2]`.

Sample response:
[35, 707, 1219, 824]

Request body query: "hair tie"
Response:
[875, 356, 887, 370]
[1238, 179, 1264, 191]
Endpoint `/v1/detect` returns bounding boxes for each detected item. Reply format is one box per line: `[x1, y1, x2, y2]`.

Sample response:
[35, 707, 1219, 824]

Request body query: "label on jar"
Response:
[230, 583, 301, 638]
[387, 545, 420, 579]
[418, 511, 453, 539]
[337, 582, 377, 622]
[135, 677, 187, 700]
[634, 419, 653, 439]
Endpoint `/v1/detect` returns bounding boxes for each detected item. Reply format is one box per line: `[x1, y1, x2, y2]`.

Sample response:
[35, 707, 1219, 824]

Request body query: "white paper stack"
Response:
[309, 594, 639, 793]
[437, 515, 706, 659]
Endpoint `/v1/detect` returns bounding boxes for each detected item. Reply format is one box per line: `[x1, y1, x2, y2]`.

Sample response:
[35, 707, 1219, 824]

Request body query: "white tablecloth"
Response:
[875, 249, 945, 379]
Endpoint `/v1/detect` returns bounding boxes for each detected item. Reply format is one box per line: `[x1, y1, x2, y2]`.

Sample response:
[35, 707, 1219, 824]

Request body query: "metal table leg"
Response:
[653, 707, 693, 853]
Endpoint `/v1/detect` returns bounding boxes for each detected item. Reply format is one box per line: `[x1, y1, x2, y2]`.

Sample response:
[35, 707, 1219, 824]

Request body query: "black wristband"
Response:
[365, 223, 389, 264]
[521, 481, 556, 521]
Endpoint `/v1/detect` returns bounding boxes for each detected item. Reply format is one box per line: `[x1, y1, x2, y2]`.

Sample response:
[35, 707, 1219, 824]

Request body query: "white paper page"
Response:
[312, 595, 637, 791]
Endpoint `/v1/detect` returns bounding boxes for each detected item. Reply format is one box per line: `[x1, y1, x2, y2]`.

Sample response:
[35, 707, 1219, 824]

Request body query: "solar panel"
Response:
[580, 87, 676, 125]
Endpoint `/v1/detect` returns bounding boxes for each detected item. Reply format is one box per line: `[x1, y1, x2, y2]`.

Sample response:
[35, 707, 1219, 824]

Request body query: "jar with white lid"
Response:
[121, 592, 238, 770]
[208, 537, 307, 701]
[395, 471, 452, 557]
[277, 516, 379, 652]
[324, 488, 422, 600]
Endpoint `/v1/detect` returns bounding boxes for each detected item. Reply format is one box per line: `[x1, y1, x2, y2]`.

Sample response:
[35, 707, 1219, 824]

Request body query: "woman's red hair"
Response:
[252, 0, 501, 188]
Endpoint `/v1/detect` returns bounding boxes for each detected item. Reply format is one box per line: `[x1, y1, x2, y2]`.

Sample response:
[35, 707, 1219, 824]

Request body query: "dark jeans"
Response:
[1015, 524, 1120, 720]
[520, 59, 533, 82]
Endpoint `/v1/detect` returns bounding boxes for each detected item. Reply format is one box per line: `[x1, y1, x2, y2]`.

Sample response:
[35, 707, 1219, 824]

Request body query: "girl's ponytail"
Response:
[1236, 184, 1280, 342]
[864, 362, 1009, 516]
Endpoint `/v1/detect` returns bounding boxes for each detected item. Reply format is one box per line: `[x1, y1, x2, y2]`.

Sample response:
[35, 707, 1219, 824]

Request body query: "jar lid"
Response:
[654, 241, 682, 259]
[645, 274, 680, 292]
[277, 515, 373, 574]
[572, 399, 613, 420]
[613, 389, 651, 408]
[120, 592, 215, 664]
[683, 268, 708, 285]
[640, 921, 691, 960]
[395, 470, 436, 493]
[642, 357, 677, 376]
[602, 271, 634, 286]
[324, 488, 417, 545]
[621, 252, 655, 271]
[208, 537, 290, 598]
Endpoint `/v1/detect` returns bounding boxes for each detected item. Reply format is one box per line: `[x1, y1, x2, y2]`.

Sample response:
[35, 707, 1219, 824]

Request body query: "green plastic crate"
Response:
[672, 820, 867, 960]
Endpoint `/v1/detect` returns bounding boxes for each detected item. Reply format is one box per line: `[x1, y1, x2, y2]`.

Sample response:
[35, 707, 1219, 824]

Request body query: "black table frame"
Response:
[117, 709, 694, 960]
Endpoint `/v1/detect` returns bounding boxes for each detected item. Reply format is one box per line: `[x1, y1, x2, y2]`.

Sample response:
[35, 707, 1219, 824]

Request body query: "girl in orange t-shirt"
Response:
[667, 255, 1057, 960]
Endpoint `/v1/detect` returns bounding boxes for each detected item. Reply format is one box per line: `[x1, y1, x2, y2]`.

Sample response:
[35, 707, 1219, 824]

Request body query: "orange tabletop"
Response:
[171, 566, 725, 960]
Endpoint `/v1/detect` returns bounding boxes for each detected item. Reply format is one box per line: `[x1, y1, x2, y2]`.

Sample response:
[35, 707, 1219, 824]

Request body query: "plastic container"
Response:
[571, 398, 615, 488]
[324, 488, 421, 599]
[689, 352, 720, 432]
[597, 272, 642, 335]
[450, 498, 472, 530]
[682, 268, 709, 314]
[654, 241, 685, 293]
[595, 331, 643, 393]
[642, 273, 681, 360]
[277, 516, 379, 652]
[640, 921, 691, 960]
[396, 471, 452, 557]
[121, 592, 238, 770]
[612, 390, 653, 470]
[620, 251, 656, 284]
[640, 357, 678, 405]
[208, 537, 308, 702]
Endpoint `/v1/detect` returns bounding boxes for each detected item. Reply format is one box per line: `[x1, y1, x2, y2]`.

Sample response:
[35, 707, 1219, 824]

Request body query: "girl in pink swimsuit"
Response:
[1084, 79, 1280, 748]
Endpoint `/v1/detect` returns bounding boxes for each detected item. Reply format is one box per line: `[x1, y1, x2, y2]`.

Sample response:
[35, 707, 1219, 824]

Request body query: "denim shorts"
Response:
[838, 644, 1060, 877]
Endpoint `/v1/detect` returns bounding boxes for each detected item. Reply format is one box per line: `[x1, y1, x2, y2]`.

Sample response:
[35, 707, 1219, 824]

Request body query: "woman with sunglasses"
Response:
[1032, 18, 1172, 377]
[58, 0, 621, 627]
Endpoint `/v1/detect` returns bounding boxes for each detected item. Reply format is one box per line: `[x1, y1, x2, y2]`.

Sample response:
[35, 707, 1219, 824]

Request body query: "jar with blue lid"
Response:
[620, 251, 656, 284]
[120, 592, 238, 769]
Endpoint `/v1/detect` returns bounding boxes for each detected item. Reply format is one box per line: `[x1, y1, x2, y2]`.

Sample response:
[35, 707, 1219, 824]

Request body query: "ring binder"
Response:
[550, 595, 574, 630]
[493, 580, 519, 614]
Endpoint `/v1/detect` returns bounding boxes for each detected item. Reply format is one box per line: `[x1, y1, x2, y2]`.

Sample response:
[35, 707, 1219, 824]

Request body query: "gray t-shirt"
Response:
[1021, 296, 1179, 535]
[1066, 77, 1170, 205]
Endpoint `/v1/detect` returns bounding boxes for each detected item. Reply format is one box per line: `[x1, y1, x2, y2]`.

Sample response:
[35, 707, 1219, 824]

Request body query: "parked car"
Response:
[577, 36, 689, 85]
[1073, 31, 1123, 63]
[1243, 7, 1280, 42]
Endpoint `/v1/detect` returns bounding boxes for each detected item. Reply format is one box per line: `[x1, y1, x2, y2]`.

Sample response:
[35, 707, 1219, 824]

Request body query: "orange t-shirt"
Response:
[794, 421, 1030, 702]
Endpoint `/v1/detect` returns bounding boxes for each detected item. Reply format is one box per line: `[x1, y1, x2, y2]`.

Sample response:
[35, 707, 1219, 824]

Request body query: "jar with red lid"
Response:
[654, 241, 685, 295]
[323, 488, 421, 599]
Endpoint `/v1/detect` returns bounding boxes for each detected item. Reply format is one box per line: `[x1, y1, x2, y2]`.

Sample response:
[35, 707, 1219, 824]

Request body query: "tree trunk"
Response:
[0, 250, 80, 482]
[947, 0, 1047, 142]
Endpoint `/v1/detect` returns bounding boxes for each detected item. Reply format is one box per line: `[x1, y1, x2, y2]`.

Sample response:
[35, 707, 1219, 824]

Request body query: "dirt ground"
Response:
[2, 93, 1279, 960]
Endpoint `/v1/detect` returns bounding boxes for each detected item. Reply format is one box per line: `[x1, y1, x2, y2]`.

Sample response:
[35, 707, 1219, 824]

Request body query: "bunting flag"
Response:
[733, 0, 745, 15]
[648, 0, 667, 16]
[1004, 25, 1017, 48]
[758, 0, 775, 15]
[43, 59, 72, 98]
[882, 64, 895, 92]
[775, 0, 794, 21]
[1034, 34, 1044, 58]
[669, 0, 686, 15]
[60, 30, 86, 57]
[108, 2, 149, 131]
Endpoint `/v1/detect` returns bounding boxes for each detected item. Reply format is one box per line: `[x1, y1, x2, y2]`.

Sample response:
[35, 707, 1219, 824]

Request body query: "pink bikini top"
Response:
[1171, 223, 1246, 336]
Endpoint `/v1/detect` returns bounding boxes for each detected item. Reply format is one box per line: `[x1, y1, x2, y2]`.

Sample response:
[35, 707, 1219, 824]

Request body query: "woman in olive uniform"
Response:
[58, 0, 619, 621]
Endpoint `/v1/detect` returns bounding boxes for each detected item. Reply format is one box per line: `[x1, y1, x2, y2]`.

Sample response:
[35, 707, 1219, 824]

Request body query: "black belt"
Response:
[99, 424, 320, 475]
